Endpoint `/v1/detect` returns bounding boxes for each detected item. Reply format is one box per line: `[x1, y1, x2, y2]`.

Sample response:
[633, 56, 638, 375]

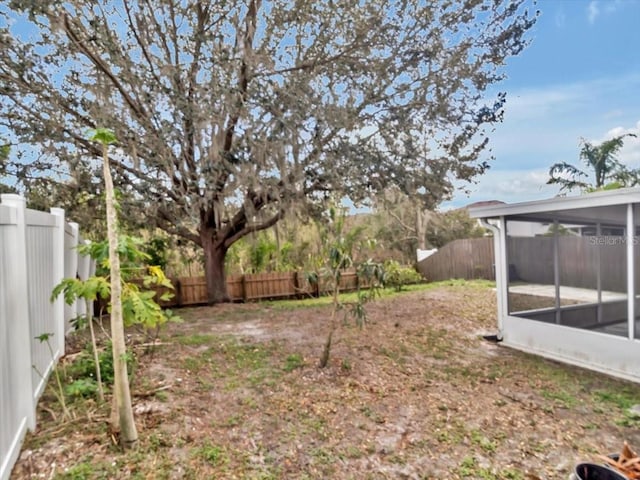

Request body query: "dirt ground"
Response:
[11, 281, 640, 479]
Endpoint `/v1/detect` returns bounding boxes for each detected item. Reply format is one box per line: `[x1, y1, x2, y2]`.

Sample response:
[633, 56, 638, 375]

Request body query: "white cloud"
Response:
[445, 169, 562, 209]
[587, 1, 600, 24]
[449, 73, 640, 208]
[486, 74, 640, 163]
[554, 11, 566, 28]
[598, 121, 640, 168]
[587, 0, 624, 24]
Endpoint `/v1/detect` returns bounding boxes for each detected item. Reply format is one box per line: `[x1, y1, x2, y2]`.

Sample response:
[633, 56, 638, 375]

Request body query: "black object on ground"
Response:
[574, 463, 628, 480]
[482, 334, 503, 343]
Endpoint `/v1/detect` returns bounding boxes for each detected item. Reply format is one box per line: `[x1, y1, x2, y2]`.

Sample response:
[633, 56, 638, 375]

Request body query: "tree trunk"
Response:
[318, 327, 334, 369]
[201, 228, 231, 304]
[102, 142, 138, 449]
[416, 209, 427, 250]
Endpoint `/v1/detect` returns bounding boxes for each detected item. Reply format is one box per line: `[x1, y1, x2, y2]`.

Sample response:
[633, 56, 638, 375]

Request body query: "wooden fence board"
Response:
[417, 238, 495, 282]
[148, 269, 368, 307]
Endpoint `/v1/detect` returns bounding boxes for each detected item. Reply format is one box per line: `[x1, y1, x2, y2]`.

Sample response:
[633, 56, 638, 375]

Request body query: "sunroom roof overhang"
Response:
[468, 187, 640, 225]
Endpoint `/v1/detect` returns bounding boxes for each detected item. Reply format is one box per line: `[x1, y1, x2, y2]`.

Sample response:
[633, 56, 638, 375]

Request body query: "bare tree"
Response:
[0, 0, 537, 303]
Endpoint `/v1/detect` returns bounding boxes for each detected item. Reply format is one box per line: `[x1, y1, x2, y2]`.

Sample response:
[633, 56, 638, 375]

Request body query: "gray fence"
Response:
[0, 195, 93, 480]
[417, 235, 636, 293]
[417, 237, 495, 281]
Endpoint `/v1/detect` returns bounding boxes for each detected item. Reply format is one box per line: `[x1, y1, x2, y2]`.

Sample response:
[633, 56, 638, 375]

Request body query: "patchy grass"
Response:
[266, 279, 492, 310]
[12, 280, 640, 479]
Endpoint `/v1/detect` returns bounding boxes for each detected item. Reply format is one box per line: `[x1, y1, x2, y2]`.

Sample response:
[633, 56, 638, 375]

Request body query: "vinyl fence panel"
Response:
[25, 207, 64, 400]
[0, 196, 36, 480]
[0, 195, 92, 480]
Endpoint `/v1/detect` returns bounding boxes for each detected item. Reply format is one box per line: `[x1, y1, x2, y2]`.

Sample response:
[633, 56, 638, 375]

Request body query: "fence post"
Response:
[1, 194, 36, 430]
[76, 239, 92, 319]
[65, 222, 79, 334]
[173, 278, 182, 307]
[293, 271, 300, 299]
[241, 274, 248, 302]
[50, 208, 66, 356]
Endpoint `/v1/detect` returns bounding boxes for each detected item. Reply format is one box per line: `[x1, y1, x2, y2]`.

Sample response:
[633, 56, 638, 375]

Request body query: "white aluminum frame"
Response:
[471, 187, 640, 382]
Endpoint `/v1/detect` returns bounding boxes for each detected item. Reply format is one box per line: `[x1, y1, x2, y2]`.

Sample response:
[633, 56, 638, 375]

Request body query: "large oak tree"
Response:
[0, 0, 536, 303]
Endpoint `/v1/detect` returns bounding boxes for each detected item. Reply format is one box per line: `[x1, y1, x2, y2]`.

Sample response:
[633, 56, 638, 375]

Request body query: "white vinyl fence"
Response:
[0, 194, 93, 480]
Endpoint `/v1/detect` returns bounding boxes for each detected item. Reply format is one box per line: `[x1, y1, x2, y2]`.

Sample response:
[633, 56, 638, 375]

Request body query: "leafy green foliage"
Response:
[67, 341, 131, 388]
[0, 141, 15, 194]
[51, 276, 110, 304]
[64, 378, 99, 398]
[249, 233, 279, 273]
[79, 235, 151, 277]
[547, 133, 638, 193]
[426, 209, 487, 249]
[54, 235, 179, 330]
[194, 442, 228, 467]
[283, 353, 305, 372]
[225, 228, 307, 274]
[143, 234, 171, 270]
[88, 128, 117, 146]
[384, 260, 422, 292]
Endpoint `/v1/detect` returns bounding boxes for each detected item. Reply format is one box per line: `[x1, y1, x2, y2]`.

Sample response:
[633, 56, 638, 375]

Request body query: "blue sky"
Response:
[444, 0, 640, 209]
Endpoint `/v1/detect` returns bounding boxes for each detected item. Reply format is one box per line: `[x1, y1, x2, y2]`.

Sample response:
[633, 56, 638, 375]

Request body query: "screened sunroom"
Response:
[470, 187, 640, 383]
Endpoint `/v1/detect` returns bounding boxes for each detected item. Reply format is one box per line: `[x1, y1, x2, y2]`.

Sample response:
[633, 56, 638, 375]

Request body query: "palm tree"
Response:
[547, 133, 638, 193]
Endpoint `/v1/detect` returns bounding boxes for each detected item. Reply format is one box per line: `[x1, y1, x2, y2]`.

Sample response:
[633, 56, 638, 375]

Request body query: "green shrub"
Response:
[384, 260, 422, 291]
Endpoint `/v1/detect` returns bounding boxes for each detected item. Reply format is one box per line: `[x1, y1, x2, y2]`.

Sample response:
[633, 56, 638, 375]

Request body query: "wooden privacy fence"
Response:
[154, 269, 364, 307]
[417, 235, 638, 293]
[0, 195, 93, 480]
[507, 235, 637, 293]
[417, 237, 495, 282]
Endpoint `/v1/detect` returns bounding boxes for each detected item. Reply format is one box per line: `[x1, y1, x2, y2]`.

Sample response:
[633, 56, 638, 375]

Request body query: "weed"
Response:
[342, 445, 364, 459]
[64, 378, 99, 398]
[146, 433, 169, 451]
[615, 412, 640, 428]
[66, 340, 132, 389]
[456, 456, 497, 479]
[470, 429, 497, 453]
[55, 462, 94, 480]
[501, 469, 525, 480]
[154, 390, 168, 402]
[378, 345, 408, 364]
[359, 405, 385, 424]
[222, 414, 243, 427]
[541, 388, 577, 408]
[310, 447, 334, 465]
[593, 388, 639, 409]
[194, 441, 228, 466]
[182, 356, 205, 372]
[283, 353, 305, 372]
[55, 460, 115, 480]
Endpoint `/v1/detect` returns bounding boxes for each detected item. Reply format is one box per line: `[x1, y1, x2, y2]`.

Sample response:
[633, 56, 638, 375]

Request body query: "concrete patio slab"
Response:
[508, 283, 627, 303]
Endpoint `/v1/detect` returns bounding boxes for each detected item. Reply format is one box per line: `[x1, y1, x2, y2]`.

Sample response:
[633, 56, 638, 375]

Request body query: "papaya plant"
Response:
[51, 235, 177, 403]
[90, 128, 136, 448]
